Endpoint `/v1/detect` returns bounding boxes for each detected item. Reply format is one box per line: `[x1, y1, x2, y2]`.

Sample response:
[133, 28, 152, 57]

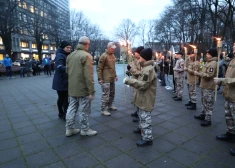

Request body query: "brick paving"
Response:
[0, 64, 234, 168]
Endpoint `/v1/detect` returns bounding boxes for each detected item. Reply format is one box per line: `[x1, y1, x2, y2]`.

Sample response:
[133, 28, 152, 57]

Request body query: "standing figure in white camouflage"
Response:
[97, 42, 118, 116]
[124, 48, 156, 147]
[194, 49, 218, 127]
[173, 51, 185, 101]
[184, 50, 200, 110]
[65, 36, 97, 137]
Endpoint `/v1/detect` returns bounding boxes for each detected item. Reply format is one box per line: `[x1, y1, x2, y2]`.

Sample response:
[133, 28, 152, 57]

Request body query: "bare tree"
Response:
[138, 19, 148, 46]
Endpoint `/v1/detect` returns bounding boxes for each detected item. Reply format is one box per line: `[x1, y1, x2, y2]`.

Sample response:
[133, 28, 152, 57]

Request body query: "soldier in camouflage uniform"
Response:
[97, 42, 118, 116]
[129, 46, 144, 122]
[65, 36, 97, 137]
[214, 52, 235, 156]
[194, 48, 218, 127]
[184, 50, 200, 110]
[173, 51, 185, 101]
[124, 48, 156, 147]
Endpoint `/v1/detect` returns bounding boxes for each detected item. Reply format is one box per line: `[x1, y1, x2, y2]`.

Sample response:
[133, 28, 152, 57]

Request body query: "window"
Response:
[50, 45, 55, 50]
[40, 11, 43, 17]
[44, 12, 47, 18]
[18, 2, 22, 7]
[31, 17, 34, 24]
[30, 6, 34, 13]
[23, 28, 28, 35]
[23, 14, 27, 22]
[0, 54, 3, 60]
[32, 44, 37, 49]
[35, 8, 38, 14]
[42, 45, 48, 50]
[18, 12, 22, 20]
[0, 37, 3, 45]
[22, 2, 27, 9]
[21, 42, 29, 48]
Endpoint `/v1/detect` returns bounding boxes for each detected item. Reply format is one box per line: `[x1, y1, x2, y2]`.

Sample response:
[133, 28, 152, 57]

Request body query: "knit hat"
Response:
[135, 46, 144, 54]
[140, 48, 152, 61]
[207, 48, 218, 57]
[60, 41, 71, 49]
[175, 51, 184, 55]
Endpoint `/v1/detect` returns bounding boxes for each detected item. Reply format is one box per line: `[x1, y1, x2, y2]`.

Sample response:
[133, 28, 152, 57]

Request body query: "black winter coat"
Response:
[52, 47, 69, 91]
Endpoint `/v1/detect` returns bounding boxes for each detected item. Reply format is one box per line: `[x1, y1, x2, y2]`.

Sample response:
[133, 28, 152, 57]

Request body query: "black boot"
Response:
[133, 117, 139, 122]
[185, 101, 192, 106]
[187, 103, 196, 110]
[194, 114, 205, 120]
[216, 133, 235, 142]
[172, 95, 177, 99]
[131, 111, 138, 117]
[133, 128, 141, 134]
[230, 148, 235, 156]
[136, 139, 153, 147]
[174, 97, 182, 101]
[201, 120, 211, 127]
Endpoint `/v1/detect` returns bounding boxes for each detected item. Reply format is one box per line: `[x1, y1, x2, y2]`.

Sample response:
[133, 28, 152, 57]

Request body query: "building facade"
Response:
[0, 0, 70, 61]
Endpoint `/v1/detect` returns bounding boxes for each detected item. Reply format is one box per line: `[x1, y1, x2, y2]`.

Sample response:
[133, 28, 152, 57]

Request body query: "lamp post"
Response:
[215, 37, 222, 101]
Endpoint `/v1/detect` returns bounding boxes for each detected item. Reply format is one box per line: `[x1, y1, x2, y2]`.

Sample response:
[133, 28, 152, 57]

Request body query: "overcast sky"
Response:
[70, 0, 172, 46]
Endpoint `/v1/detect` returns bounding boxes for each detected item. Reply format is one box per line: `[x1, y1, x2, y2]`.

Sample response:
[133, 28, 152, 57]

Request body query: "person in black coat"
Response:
[52, 41, 72, 120]
[158, 55, 169, 86]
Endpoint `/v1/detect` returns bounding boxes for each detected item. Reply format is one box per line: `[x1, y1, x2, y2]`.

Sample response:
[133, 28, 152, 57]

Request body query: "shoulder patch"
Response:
[209, 68, 214, 72]
[143, 74, 148, 81]
[99, 60, 103, 64]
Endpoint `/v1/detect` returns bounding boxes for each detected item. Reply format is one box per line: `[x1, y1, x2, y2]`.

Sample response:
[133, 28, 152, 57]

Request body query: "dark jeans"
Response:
[20, 67, 25, 77]
[44, 65, 51, 76]
[5, 66, 12, 77]
[57, 91, 69, 116]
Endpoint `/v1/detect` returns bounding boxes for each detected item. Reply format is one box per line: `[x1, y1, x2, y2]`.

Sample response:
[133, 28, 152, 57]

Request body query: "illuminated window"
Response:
[0, 37, 3, 45]
[22, 2, 27, 9]
[50, 45, 55, 50]
[42, 45, 48, 50]
[40, 11, 43, 17]
[32, 44, 37, 49]
[30, 6, 34, 13]
[21, 42, 29, 48]
[18, 2, 22, 7]
[33, 54, 39, 60]
[0, 54, 3, 60]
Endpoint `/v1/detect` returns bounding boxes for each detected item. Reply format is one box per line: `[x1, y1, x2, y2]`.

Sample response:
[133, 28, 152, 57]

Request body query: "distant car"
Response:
[13, 60, 21, 66]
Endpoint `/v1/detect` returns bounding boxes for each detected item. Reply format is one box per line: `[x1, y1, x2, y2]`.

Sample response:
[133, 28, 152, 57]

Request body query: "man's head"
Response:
[5, 54, 9, 58]
[60, 41, 72, 53]
[78, 36, 90, 51]
[107, 42, 116, 54]
[139, 48, 152, 63]
[206, 48, 218, 60]
[175, 51, 183, 59]
[134, 46, 144, 59]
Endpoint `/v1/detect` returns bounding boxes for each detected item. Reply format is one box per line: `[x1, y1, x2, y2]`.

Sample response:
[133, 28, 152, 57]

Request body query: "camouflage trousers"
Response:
[139, 109, 153, 141]
[175, 77, 184, 98]
[66, 96, 91, 131]
[187, 84, 197, 103]
[101, 82, 115, 111]
[201, 89, 215, 121]
[224, 99, 235, 134]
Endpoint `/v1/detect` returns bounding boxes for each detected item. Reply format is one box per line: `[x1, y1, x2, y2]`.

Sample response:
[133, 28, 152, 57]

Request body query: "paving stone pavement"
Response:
[0, 64, 234, 168]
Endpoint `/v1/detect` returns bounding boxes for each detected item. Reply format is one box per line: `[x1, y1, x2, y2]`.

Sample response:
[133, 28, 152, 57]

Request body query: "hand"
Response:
[123, 77, 127, 84]
[115, 77, 118, 81]
[98, 80, 103, 85]
[184, 68, 188, 71]
[194, 71, 199, 76]
[214, 78, 220, 84]
[88, 95, 94, 101]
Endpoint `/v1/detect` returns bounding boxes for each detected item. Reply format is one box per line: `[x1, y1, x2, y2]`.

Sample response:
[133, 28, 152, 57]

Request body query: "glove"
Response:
[214, 78, 220, 84]
[194, 71, 200, 76]
[123, 77, 127, 84]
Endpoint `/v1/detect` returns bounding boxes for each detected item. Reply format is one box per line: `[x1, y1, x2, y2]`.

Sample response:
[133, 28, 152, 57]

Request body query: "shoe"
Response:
[136, 139, 153, 147]
[133, 117, 139, 122]
[66, 129, 80, 137]
[194, 114, 205, 120]
[133, 128, 141, 134]
[131, 111, 138, 117]
[80, 129, 97, 136]
[172, 95, 177, 99]
[230, 148, 235, 156]
[185, 101, 192, 106]
[174, 97, 182, 101]
[108, 105, 117, 111]
[101, 110, 111, 116]
[201, 120, 211, 126]
[187, 103, 196, 110]
[216, 133, 235, 142]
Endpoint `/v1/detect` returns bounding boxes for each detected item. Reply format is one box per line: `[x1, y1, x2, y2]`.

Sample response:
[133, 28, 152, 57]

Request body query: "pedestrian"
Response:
[158, 54, 169, 86]
[50, 60, 55, 74]
[20, 57, 26, 77]
[172, 51, 185, 101]
[52, 41, 71, 120]
[129, 46, 144, 122]
[124, 48, 156, 147]
[32, 57, 37, 76]
[184, 50, 200, 110]
[25, 58, 32, 77]
[65, 36, 97, 137]
[97, 42, 118, 116]
[194, 48, 218, 126]
[214, 52, 235, 156]
[43, 55, 51, 76]
[3, 54, 13, 79]
[36, 60, 41, 75]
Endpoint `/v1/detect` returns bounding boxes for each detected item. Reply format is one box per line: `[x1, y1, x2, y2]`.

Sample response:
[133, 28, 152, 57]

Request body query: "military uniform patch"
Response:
[99, 60, 103, 64]
[209, 68, 214, 72]
[143, 74, 148, 81]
